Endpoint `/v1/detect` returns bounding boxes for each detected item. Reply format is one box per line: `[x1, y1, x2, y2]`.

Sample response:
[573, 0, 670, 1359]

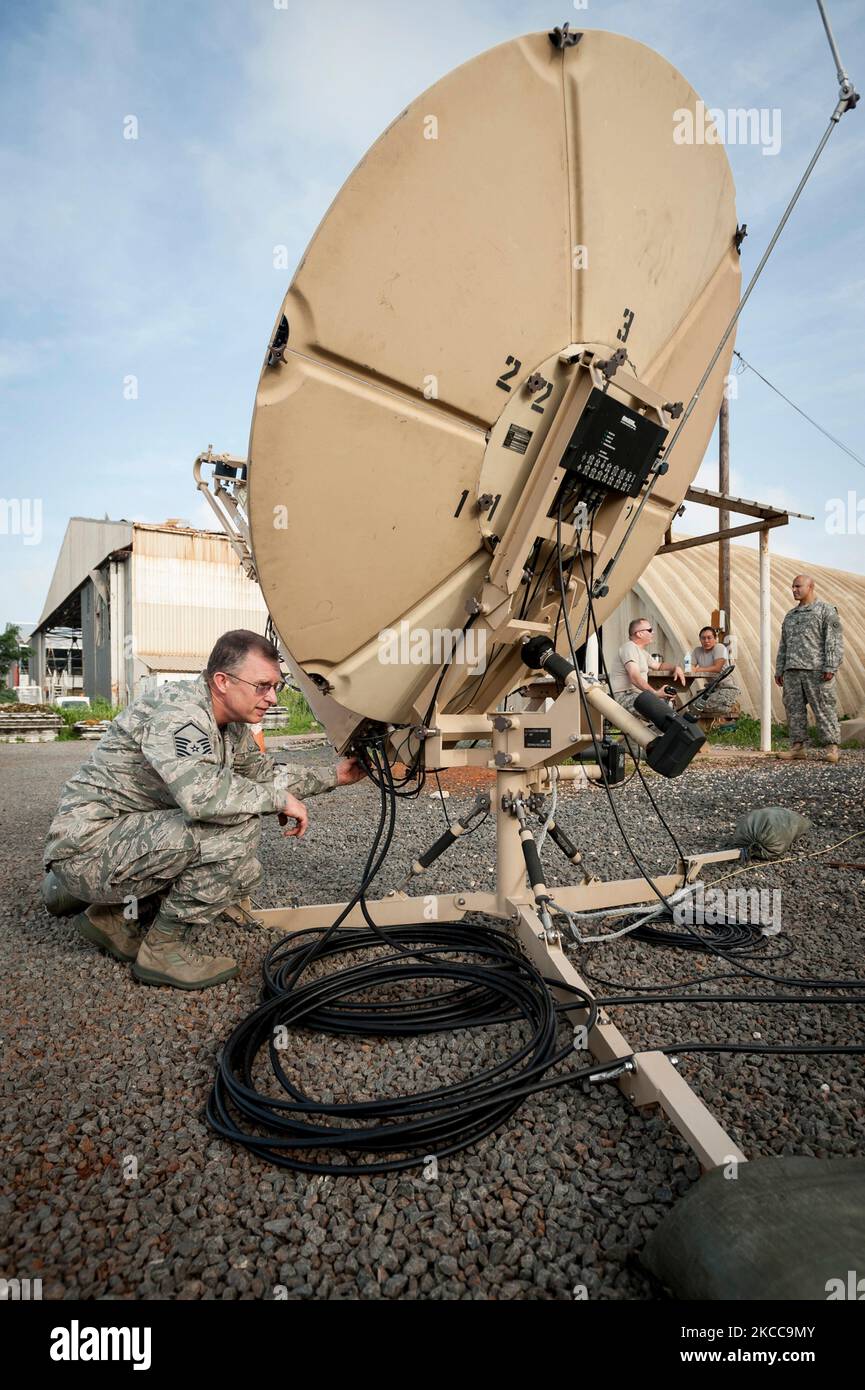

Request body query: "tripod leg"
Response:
[254, 890, 499, 932]
[510, 901, 746, 1172]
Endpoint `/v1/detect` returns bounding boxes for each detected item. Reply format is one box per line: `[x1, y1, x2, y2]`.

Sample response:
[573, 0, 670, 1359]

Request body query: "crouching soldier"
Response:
[40, 630, 365, 989]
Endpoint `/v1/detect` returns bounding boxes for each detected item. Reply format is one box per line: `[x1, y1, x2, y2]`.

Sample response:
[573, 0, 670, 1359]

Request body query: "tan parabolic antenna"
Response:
[248, 29, 741, 750]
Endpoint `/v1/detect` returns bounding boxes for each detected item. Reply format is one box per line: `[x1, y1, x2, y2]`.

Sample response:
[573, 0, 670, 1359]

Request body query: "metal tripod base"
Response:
[255, 846, 747, 1172]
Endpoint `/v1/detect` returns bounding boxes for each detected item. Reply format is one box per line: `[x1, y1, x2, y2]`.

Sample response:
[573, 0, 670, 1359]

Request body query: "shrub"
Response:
[53, 699, 121, 734]
[707, 714, 790, 750]
[267, 687, 320, 736]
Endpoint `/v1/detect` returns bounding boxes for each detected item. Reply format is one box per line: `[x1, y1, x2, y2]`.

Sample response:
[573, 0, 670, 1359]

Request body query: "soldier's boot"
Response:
[40, 869, 87, 918]
[74, 903, 143, 963]
[132, 917, 238, 990]
[825, 744, 840, 765]
[778, 743, 806, 760]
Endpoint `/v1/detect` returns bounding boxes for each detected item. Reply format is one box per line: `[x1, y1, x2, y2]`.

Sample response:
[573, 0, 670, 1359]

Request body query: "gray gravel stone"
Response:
[2, 740, 863, 1301]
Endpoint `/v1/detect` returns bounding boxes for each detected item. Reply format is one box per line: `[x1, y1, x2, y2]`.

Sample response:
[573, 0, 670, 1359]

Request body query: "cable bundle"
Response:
[207, 738, 601, 1174]
[207, 922, 598, 1175]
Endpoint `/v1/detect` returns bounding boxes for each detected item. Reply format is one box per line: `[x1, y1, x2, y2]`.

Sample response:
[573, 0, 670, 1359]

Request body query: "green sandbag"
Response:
[731, 806, 811, 859]
[641, 1156, 865, 1300]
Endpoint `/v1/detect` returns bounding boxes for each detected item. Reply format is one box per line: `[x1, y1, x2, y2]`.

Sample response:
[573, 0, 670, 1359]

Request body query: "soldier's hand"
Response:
[774, 674, 784, 687]
[336, 756, 366, 786]
[822, 671, 835, 683]
[278, 794, 308, 837]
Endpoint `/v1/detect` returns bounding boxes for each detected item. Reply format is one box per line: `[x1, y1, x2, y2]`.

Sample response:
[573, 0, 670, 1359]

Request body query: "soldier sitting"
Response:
[607, 616, 685, 713]
[775, 574, 844, 764]
[40, 630, 365, 989]
[688, 626, 741, 718]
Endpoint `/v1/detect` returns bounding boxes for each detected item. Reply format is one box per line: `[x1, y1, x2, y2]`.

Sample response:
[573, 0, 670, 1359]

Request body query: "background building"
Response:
[31, 517, 864, 724]
[30, 518, 268, 705]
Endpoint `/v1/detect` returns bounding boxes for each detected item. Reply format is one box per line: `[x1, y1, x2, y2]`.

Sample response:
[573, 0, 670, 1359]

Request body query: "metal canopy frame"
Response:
[658, 484, 813, 554]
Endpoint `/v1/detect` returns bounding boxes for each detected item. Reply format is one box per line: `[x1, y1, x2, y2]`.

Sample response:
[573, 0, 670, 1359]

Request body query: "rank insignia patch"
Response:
[173, 722, 213, 758]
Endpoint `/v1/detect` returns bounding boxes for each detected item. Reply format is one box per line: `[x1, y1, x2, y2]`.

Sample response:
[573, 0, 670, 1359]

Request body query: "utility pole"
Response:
[718, 395, 731, 636]
[759, 527, 772, 753]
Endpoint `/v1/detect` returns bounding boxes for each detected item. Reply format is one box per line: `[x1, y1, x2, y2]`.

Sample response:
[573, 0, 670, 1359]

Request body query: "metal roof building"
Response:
[603, 538, 865, 722]
[30, 518, 268, 706]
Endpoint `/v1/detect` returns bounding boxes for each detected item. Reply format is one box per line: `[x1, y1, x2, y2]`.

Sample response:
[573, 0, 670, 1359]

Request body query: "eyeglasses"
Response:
[222, 673, 287, 696]
[635, 626, 654, 635]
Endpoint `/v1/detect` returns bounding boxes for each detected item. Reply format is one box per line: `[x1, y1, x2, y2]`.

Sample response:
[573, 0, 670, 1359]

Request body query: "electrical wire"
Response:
[207, 736, 606, 1174]
[432, 768, 451, 829]
[548, 508, 865, 1012]
[579, 508, 688, 865]
[208, 647, 864, 1173]
[554, 492, 683, 917]
[733, 350, 865, 471]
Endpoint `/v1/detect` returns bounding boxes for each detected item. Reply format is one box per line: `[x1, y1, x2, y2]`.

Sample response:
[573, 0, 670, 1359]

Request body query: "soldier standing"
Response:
[40, 630, 365, 989]
[775, 574, 844, 763]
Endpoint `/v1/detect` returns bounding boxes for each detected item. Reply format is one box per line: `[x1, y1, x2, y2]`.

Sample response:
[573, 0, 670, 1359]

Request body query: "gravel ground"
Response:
[1, 739, 863, 1301]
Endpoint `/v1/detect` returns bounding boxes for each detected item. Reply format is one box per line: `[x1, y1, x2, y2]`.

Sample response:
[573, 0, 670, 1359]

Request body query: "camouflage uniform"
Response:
[612, 689, 642, 715]
[608, 688, 674, 734]
[44, 675, 337, 930]
[689, 683, 739, 717]
[686, 642, 740, 718]
[775, 600, 844, 745]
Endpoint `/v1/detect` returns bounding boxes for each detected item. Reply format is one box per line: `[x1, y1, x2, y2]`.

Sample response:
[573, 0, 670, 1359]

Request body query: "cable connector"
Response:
[817, 0, 859, 120]
[587, 1060, 636, 1085]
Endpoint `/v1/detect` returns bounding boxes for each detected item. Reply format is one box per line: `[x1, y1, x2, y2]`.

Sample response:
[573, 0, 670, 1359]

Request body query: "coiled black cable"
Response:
[628, 918, 764, 952]
[208, 551, 864, 1172]
[207, 923, 603, 1175]
[206, 739, 603, 1174]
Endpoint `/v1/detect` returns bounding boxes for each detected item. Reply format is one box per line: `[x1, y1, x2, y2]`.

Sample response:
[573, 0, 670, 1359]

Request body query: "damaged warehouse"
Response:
[29, 518, 268, 705]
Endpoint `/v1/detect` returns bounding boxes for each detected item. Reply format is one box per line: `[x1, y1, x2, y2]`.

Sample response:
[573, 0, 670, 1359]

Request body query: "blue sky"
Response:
[2, 0, 863, 632]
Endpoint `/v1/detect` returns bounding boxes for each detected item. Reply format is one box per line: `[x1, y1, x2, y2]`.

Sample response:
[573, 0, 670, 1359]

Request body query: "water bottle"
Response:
[683, 651, 692, 674]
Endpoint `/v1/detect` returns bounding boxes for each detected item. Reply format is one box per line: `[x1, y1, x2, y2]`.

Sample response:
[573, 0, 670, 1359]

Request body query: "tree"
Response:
[0, 624, 23, 680]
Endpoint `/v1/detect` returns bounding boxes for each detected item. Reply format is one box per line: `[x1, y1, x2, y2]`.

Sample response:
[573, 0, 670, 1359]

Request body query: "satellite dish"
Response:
[247, 28, 739, 750]
[207, 21, 863, 1185]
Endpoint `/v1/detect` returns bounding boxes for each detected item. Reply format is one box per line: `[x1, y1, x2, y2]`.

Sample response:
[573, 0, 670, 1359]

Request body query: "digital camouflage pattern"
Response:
[45, 675, 337, 929]
[612, 688, 642, 715]
[781, 670, 841, 746]
[775, 600, 844, 676]
[689, 682, 740, 717]
[776, 600, 844, 746]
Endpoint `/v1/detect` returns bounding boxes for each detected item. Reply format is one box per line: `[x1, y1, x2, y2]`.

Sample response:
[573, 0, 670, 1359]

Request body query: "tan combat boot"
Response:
[74, 904, 142, 962]
[778, 743, 806, 760]
[132, 918, 238, 990]
[825, 744, 840, 764]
